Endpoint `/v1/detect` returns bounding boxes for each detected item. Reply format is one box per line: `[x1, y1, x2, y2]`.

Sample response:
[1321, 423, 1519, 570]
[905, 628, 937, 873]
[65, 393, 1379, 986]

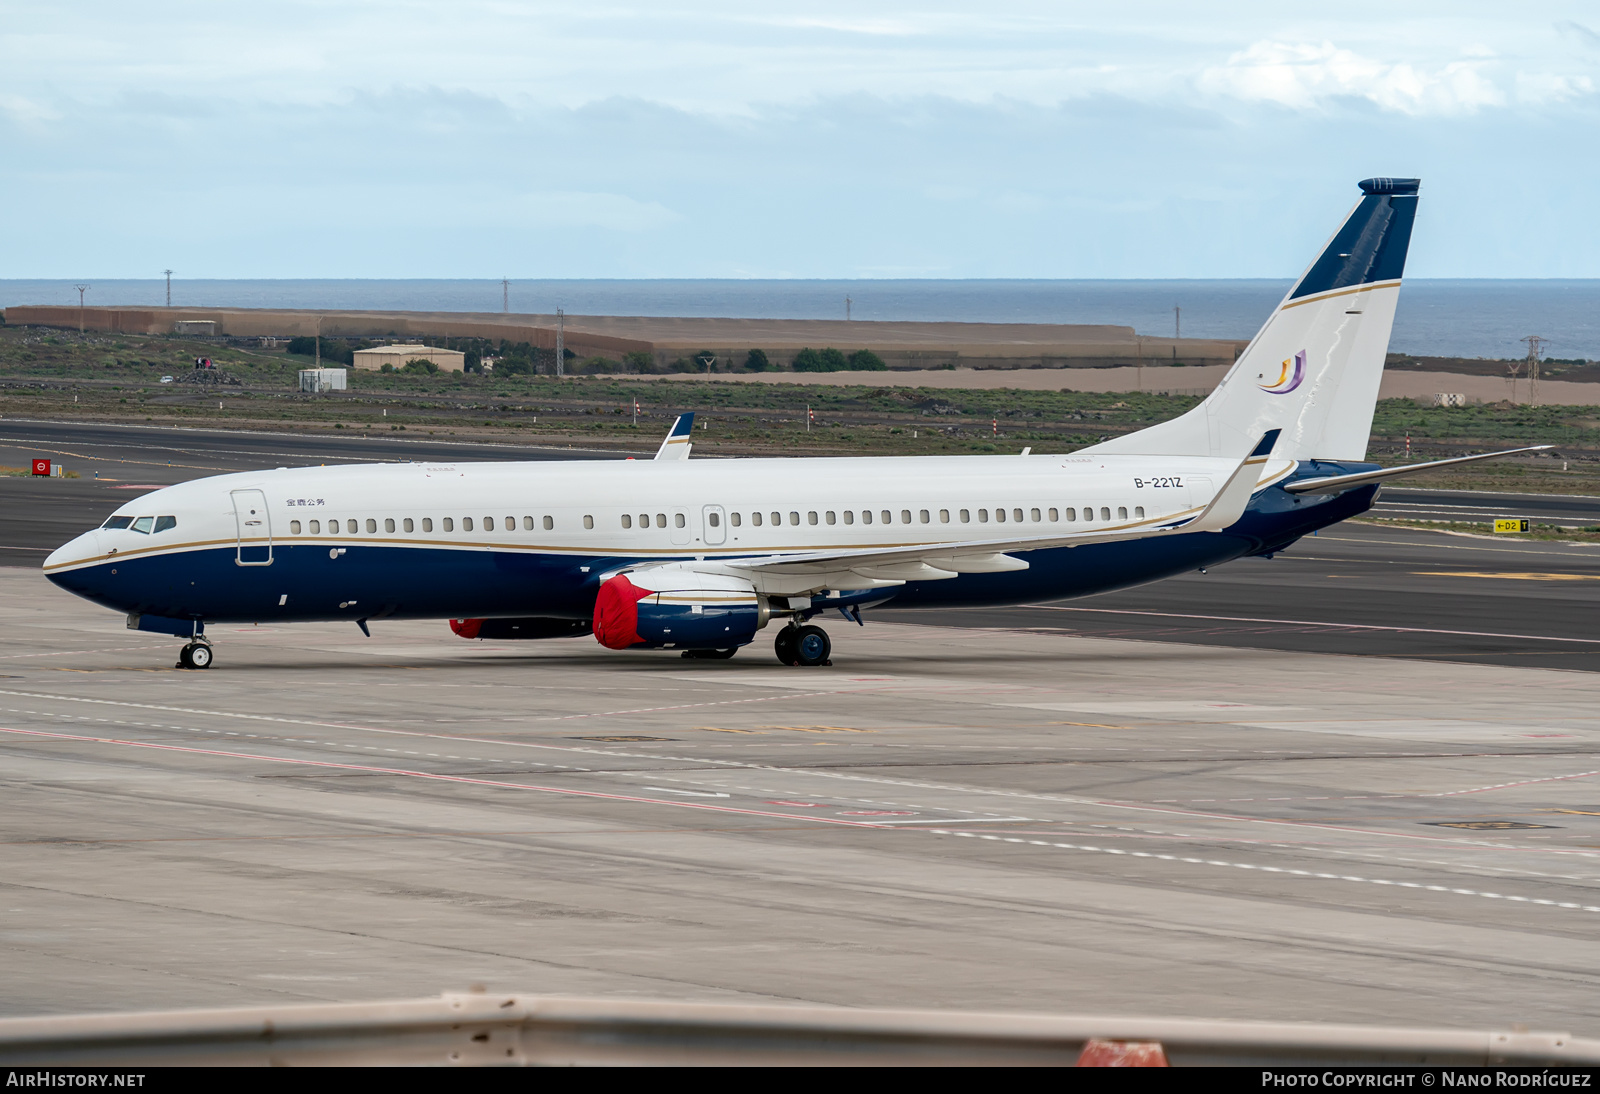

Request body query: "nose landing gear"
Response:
[775, 623, 830, 667]
[177, 642, 213, 670]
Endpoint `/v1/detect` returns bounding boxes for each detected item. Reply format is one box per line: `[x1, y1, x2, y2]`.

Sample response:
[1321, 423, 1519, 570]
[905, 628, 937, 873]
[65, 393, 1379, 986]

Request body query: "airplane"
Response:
[44, 177, 1546, 670]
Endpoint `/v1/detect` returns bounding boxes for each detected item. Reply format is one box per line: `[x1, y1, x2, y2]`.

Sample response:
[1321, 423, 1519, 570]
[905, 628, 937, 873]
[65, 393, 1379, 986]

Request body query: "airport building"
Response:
[351, 344, 466, 372]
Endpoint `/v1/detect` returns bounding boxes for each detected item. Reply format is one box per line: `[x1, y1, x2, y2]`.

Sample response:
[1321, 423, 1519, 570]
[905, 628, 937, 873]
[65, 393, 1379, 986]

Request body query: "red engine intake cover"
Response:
[449, 618, 483, 639]
[593, 574, 653, 649]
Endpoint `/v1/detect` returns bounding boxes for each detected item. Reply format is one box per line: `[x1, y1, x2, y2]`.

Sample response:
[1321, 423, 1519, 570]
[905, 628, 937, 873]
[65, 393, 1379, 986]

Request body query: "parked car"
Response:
[160, 375, 174, 384]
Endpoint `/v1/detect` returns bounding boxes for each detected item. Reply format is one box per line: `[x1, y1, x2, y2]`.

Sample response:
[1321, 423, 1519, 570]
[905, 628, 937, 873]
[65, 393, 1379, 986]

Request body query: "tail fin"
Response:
[1089, 177, 1419, 461]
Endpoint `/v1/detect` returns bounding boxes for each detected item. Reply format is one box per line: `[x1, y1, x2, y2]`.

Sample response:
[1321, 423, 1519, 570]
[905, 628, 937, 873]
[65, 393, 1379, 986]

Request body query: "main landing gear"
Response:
[774, 623, 831, 667]
[177, 641, 213, 670]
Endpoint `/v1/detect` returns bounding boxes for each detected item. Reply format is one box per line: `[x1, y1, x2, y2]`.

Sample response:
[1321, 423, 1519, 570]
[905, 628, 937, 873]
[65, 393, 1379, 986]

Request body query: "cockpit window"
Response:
[153, 516, 177, 533]
[102, 516, 133, 530]
[131, 517, 155, 534]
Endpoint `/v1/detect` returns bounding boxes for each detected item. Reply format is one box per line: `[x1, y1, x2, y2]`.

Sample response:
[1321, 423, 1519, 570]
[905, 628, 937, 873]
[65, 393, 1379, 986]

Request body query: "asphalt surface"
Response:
[7, 418, 1598, 673]
[3, 572, 1599, 1027]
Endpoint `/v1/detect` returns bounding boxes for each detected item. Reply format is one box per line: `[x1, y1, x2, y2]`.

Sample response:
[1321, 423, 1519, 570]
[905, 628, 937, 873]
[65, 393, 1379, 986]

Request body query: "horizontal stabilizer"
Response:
[654, 414, 695, 461]
[1284, 446, 1553, 495]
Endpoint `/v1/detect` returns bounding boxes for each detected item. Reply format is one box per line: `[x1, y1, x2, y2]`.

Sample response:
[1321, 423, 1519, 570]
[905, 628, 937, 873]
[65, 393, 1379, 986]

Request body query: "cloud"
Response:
[0, 94, 60, 126]
[1198, 40, 1506, 115]
[1556, 20, 1600, 49]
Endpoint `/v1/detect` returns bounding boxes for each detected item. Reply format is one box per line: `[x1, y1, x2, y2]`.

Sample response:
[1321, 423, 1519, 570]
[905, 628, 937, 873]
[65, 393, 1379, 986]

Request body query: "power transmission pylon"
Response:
[74, 285, 89, 332]
[502, 277, 509, 313]
[163, 270, 173, 308]
[1522, 335, 1548, 405]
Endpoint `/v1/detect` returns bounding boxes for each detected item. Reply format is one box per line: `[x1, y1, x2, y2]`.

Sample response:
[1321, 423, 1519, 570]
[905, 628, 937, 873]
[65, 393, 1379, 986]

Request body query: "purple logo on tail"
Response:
[1259, 350, 1306, 395]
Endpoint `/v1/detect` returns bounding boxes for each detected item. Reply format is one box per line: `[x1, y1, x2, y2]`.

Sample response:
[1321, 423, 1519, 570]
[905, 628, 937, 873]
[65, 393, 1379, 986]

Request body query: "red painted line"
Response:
[0, 725, 890, 830]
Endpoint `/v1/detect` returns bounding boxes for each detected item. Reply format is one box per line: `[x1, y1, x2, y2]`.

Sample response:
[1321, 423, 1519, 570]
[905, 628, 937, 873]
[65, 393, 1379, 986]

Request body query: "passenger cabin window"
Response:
[675, 513, 686, 529]
[422, 518, 433, 532]
[752, 512, 763, 526]
[862, 510, 873, 525]
[385, 518, 396, 532]
[1135, 506, 1146, 518]
[404, 518, 414, 532]
[1030, 508, 1040, 522]
[504, 515, 514, 529]
[900, 510, 911, 524]
[652, 514, 664, 529]
[978, 509, 989, 523]
[880, 510, 891, 524]
[1117, 506, 1128, 520]
[731, 512, 742, 527]
[960, 509, 970, 523]
[154, 516, 177, 533]
[309, 520, 321, 534]
[544, 516, 555, 530]
[807, 511, 817, 525]
[290, 520, 301, 534]
[1100, 507, 1111, 521]
[366, 518, 377, 533]
[583, 515, 594, 529]
[708, 512, 721, 528]
[525, 516, 536, 530]
[825, 511, 836, 525]
[1080, 508, 1091, 522]
[940, 509, 950, 523]
[1048, 508, 1058, 521]
[443, 518, 454, 531]
[102, 516, 134, 530]
[483, 517, 495, 531]
[995, 508, 1005, 523]
[1066, 508, 1077, 521]
[622, 514, 633, 528]
[771, 512, 781, 526]
[463, 517, 474, 531]
[347, 519, 358, 534]
[130, 516, 154, 534]
[844, 511, 854, 525]
[1013, 508, 1023, 522]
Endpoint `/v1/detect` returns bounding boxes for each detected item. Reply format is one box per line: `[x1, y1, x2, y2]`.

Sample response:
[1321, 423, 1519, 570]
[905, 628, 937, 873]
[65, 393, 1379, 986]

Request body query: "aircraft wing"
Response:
[708, 431, 1279, 585]
[1283, 445, 1552, 495]
[655, 413, 695, 460]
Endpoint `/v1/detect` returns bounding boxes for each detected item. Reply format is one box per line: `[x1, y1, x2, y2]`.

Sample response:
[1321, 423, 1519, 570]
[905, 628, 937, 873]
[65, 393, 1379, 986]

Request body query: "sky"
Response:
[2, 2, 1597, 279]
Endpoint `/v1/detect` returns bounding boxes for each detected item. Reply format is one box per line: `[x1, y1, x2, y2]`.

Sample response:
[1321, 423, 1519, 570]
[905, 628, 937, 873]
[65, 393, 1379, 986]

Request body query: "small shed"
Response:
[352, 344, 466, 372]
[173, 320, 217, 335]
[299, 368, 348, 393]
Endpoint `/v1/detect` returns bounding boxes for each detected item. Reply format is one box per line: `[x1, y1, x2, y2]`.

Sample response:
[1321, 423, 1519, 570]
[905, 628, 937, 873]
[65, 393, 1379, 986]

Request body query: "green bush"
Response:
[669, 357, 699, 373]
[818, 347, 849, 371]
[847, 349, 887, 371]
[402, 358, 438, 374]
[743, 348, 770, 371]
[495, 357, 536, 377]
[622, 350, 654, 372]
[694, 350, 717, 371]
[792, 347, 824, 372]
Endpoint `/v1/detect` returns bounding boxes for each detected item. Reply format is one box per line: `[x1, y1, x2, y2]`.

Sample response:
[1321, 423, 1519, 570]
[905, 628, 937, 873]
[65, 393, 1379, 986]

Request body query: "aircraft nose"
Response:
[44, 529, 101, 575]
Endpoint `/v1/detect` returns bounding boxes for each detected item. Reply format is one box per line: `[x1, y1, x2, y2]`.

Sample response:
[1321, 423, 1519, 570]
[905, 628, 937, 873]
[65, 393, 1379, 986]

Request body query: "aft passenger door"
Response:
[702, 505, 726, 546]
[231, 489, 273, 566]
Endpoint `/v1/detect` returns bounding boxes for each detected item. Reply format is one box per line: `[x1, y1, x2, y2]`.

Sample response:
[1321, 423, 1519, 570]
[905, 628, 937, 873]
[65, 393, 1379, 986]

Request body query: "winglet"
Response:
[1188, 432, 1277, 533]
[654, 413, 694, 461]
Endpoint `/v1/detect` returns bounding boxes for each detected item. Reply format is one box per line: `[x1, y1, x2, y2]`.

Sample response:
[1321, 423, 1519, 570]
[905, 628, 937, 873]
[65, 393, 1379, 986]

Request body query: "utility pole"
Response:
[315, 316, 322, 369]
[163, 270, 172, 308]
[1174, 306, 1181, 339]
[1522, 335, 1548, 406]
[555, 308, 565, 378]
[502, 277, 509, 314]
[845, 296, 852, 321]
[74, 285, 89, 332]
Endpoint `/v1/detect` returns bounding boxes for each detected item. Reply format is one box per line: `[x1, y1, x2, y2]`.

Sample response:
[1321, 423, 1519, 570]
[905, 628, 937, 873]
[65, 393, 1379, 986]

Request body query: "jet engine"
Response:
[593, 568, 769, 650]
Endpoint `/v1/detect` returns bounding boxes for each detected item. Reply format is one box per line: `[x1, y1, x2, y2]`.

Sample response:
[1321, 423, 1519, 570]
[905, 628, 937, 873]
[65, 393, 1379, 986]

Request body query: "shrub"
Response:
[496, 357, 536, 377]
[694, 350, 717, 371]
[402, 358, 439, 374]
[743, 348, 770, 371]
[791, 347, 824, 372]
[818, 347, 849, 371]
[669, 357, 699, 373]
[622, 350, 654, 372]
[847, 349, 887, 371]
[380, 363, 395, 373]
[578, 355, 617, 373]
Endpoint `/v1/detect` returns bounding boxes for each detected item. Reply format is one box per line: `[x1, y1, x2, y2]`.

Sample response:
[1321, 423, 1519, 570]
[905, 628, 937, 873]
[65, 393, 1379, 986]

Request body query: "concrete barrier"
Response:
[0, 993, 1594, 1067]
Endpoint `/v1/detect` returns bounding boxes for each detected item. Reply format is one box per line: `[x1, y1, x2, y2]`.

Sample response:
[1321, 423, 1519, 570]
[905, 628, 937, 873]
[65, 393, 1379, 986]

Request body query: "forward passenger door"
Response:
[231, 489, 273, 566]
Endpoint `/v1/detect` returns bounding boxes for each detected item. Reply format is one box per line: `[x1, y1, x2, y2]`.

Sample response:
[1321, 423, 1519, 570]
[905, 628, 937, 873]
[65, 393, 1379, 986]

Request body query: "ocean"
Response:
[3, 279, 1596, 361]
